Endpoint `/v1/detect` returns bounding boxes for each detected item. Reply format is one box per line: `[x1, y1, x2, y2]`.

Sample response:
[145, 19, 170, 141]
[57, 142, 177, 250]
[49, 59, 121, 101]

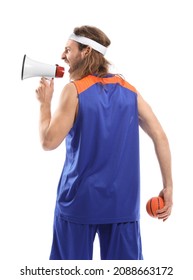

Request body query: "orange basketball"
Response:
[146, 196, 164, 217]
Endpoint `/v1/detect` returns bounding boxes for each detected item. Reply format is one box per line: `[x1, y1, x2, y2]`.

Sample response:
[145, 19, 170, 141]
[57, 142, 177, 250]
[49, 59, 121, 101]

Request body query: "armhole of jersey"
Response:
[122, 80, 138, 95]
[72, 78, 89, 95]
[71, 81, 79, 94]
[67, 82, 79, 127]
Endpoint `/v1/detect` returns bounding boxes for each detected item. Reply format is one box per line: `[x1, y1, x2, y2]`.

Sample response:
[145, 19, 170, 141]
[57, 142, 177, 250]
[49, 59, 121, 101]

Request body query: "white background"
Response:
[0, 0, 193, 278]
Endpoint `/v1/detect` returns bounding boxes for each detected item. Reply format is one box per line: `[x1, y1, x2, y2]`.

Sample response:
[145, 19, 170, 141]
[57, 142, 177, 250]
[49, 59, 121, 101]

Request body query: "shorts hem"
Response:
[56, 212, 140, 225]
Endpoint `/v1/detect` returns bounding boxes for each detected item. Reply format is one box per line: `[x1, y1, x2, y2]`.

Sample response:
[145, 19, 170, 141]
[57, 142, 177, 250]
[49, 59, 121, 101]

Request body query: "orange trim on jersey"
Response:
[72, 75, 137, 95]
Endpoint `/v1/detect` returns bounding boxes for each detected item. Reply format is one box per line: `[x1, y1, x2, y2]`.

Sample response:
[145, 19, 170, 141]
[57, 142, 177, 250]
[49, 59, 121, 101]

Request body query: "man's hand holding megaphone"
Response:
[36, 77, 54, 104]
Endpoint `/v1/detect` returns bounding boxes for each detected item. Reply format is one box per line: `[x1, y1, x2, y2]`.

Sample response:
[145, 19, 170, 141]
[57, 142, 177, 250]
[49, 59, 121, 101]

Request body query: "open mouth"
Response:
[64, 63, 70, 73]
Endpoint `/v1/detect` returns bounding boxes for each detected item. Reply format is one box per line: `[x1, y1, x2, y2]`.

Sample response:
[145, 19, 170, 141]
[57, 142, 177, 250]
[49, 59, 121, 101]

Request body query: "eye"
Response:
[65, 48, 70, 54]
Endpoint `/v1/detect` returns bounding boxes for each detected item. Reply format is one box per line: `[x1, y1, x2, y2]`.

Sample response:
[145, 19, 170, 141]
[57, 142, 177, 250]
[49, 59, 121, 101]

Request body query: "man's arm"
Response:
[36, 78, 78, 150]
[137, 92, 173, 221]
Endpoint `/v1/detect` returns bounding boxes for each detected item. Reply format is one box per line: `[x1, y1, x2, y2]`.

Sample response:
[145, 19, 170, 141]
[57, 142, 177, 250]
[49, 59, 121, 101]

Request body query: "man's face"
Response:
[61, 40, 85, 76]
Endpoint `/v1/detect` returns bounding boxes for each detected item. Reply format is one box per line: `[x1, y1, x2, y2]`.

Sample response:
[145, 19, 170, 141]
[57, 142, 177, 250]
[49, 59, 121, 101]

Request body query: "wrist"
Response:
[39, 102, 51, 125]
[40, 102, 51, 110]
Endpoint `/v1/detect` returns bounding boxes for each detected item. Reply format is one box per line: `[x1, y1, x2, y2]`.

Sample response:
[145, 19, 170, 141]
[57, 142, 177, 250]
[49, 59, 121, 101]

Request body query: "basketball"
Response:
[146, 196, 164, 217]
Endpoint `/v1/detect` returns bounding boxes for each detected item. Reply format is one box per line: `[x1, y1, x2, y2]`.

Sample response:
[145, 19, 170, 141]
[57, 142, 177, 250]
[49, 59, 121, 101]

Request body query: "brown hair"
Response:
[73, 25, 111, 78]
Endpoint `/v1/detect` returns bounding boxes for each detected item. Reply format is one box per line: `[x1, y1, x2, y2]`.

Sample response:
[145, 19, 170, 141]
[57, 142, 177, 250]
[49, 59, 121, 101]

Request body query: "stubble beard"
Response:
[69, 57, 85, 81]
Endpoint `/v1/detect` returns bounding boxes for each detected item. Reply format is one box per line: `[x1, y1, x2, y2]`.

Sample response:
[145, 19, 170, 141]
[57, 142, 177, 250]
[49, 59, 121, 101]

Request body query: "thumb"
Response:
[50, 78, 54, 88]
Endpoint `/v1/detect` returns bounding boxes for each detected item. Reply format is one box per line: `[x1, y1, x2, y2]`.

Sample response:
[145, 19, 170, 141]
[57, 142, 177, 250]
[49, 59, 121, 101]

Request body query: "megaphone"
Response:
[21, 54, 64, 80]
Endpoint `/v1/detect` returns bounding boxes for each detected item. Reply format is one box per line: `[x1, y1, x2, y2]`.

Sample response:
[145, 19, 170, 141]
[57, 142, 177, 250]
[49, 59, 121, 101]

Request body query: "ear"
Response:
[82, 46, 92, 57]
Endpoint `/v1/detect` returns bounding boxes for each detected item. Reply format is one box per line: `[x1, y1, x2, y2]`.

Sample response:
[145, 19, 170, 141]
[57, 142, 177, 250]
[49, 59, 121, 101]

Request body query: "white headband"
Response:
[69, 33, 107, 55]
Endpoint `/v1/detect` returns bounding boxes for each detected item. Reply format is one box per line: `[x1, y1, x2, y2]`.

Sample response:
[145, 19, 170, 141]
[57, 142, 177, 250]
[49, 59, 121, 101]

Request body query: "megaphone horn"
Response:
[21, 54, 64, 80]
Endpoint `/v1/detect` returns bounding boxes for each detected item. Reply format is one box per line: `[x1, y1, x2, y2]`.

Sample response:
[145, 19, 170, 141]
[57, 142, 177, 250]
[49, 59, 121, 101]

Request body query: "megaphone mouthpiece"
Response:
[55, 65, 65, 78]
[21, 55, 65, 80]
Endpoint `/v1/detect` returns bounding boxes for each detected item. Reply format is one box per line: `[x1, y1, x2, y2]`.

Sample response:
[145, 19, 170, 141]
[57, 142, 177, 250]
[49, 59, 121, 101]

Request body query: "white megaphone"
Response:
[21, 54, 64, 80]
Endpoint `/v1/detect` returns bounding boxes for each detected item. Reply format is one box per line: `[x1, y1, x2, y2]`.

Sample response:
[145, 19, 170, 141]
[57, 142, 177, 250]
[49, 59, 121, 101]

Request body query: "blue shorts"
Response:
[49, 216, 143, 260]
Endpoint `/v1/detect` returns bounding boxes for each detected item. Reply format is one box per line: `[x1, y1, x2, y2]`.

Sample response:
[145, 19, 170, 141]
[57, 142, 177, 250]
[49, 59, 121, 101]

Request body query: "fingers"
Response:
[35, 77, 54, 103]
[39, 77, 54, 89]
[156, 204, 172, 222]
[40, 77, 48, 86]
[35, 77, 54, 92]
[35, 78, 45, 99]
[35, 86, 43, 101]
[156, 187, 173, 222]
[40, 76, 54, 83]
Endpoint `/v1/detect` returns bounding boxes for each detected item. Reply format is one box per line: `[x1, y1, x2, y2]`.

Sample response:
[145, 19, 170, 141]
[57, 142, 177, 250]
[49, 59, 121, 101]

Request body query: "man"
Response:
[36, 25, 173, 260]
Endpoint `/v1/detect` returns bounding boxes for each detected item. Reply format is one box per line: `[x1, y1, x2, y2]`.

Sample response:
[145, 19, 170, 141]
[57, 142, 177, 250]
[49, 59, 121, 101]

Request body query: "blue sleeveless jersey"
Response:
[55, 75, 140, 224]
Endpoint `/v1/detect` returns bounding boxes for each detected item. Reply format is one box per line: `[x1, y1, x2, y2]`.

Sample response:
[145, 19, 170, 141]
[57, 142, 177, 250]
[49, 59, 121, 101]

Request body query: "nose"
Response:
[61, 51, 66, 60]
